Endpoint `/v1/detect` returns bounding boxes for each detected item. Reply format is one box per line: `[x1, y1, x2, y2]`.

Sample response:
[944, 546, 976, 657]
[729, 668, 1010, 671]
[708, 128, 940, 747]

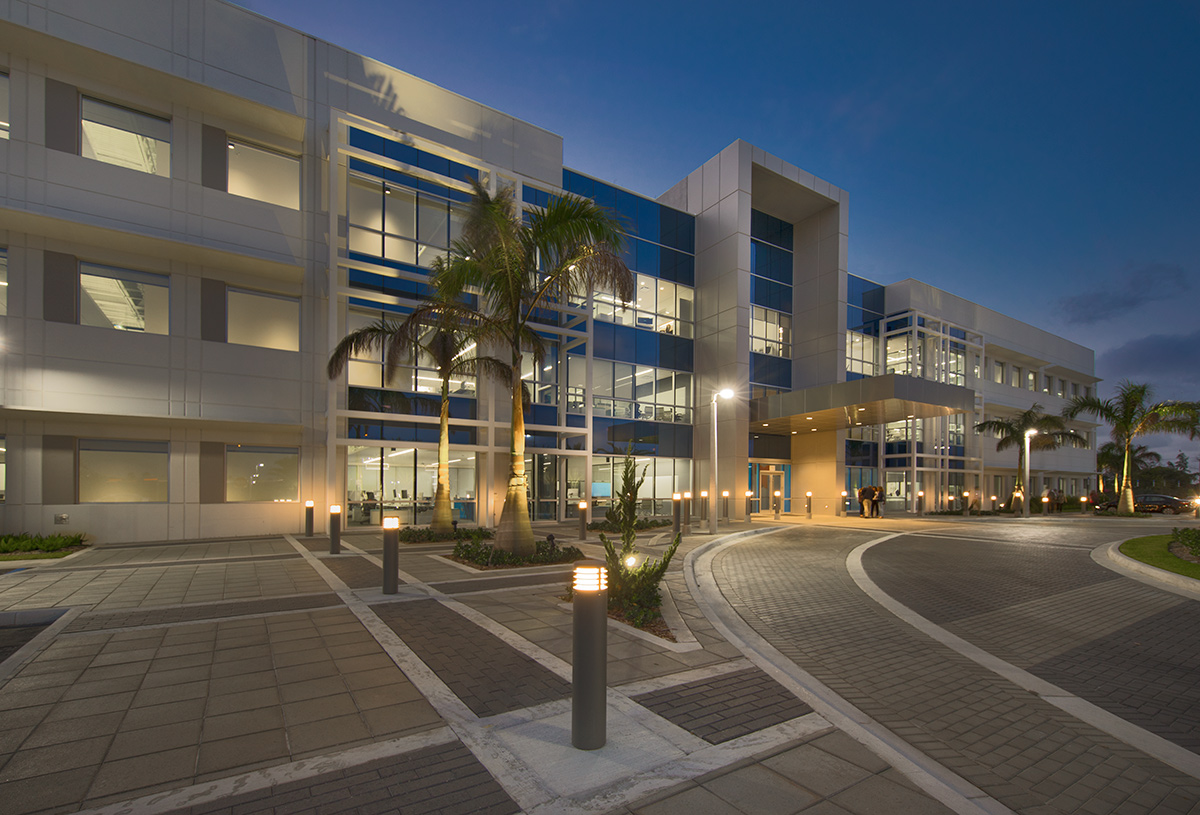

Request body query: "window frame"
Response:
[79, 95, 171, 177]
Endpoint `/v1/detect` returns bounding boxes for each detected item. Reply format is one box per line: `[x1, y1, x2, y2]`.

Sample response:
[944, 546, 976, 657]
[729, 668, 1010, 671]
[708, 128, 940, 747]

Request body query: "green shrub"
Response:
[451, 536, 583, 568]
[398, 525, 493, 543]
[0, 533, 87, 554]
[1171, 527, 1200, 557]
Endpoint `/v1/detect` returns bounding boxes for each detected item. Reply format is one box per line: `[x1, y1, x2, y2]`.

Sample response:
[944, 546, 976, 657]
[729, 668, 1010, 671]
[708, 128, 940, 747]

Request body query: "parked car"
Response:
[1096, 494, 1196, 514]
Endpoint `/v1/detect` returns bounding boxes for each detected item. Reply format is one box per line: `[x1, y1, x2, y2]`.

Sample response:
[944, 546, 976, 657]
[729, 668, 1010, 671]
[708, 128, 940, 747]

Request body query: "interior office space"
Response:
[0, 0, 1098, 542]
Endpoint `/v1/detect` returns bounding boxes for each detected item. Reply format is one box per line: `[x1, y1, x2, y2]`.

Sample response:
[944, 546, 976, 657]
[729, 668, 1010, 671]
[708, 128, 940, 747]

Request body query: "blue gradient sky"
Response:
[237, 0, 1200, 464]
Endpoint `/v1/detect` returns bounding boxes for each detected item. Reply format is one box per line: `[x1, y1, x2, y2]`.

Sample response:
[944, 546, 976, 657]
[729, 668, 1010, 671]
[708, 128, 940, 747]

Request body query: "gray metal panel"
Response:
[201, 125, 228, 191]
[43, 251, 78, 324]
[43, 79, 79, 154]
[42, 436, 76, 505]
[199, 442, 224, 504]
[201, 278, 226, 342]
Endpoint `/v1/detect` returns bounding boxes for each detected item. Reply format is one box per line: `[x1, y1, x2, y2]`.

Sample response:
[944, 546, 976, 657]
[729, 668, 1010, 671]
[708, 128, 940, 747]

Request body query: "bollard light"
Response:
[991, 495, 997, 512]
[963, 491, 970, 517]
[774, 489, 783, 520]
[673, 493, 682, 536]
[839, 490, 848, 517]
[722, 490, 730, 520]
[683, 491, 692, 534]
[329, 504, 342, 554]
[805, 490, 813, 519]
[304, 499, 315, 537]
[700, 490, 708, 523]
[579, 500, 588, 541]
[917, 490, 924, 515]
[382, 516, 400, 594]
[1042, 495, 1050, 515]
[745, 489, 754, 519]
[572, 560, 608, 750]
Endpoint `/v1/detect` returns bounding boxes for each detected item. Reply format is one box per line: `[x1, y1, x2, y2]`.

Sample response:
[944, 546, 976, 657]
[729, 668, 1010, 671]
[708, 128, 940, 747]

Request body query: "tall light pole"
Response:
[710, 388, 734, 534]
[1023, 428, 1038, 518]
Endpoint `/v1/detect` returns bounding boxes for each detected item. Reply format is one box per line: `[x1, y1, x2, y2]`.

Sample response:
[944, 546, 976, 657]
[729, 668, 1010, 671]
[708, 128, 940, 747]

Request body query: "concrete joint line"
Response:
[686, 530, 1013, 815]
[615, 658, 757, 696]
[849, 537, 1200, 783]
[1095, 538, 1200, 602]
[658, 578, 700, 649]
[70, 728, 460, 815]
[0, 605, 85, 685]
[429, 553, 480, 573]
[339, 539, 423, 584]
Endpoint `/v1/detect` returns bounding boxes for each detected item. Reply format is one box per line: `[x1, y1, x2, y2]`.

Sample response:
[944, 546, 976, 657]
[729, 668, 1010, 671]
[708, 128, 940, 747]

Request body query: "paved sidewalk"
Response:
[0, 519, 954, 815]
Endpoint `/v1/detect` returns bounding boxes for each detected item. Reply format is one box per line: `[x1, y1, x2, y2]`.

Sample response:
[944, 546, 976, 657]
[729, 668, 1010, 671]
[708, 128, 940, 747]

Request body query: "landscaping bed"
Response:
[0, 533, 88, 561]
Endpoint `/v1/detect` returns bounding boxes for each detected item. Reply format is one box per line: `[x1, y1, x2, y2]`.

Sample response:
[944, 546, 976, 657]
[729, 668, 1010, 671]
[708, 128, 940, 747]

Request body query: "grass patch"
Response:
[1119, 535, 1200, 580]
[0, 532, 88, 560]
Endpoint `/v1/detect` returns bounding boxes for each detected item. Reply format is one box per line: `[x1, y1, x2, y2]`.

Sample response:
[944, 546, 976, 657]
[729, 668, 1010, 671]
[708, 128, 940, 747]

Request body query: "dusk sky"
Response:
[238, 0, 1200, 464]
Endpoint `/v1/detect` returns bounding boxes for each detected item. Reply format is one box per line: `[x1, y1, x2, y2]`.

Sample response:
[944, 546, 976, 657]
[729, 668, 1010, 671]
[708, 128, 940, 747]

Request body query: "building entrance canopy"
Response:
[749, 374, 975, 433]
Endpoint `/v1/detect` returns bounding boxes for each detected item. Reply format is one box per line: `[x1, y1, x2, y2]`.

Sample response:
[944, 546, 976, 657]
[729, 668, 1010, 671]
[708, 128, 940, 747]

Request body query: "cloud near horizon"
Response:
[1056, 262, 1189, 325]
[1096, 327, 1200, 401]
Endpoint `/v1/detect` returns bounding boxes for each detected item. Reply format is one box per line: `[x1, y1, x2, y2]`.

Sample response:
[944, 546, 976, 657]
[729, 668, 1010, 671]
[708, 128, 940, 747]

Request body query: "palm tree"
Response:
[327, 288, 505, 535]
[975, 404, 1087, 512]
[1096, 441, 1159, 494]
[1066, 380, 1200, 514]
[442, 180, 633, 556]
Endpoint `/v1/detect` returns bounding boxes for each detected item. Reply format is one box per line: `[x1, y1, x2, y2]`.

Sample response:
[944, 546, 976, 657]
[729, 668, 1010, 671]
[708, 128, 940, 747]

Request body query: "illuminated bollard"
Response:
[963, 491, 970, 517]
[329, 505, 342, 554]
[722, 490, 730, 521]
[572, 560, 607, 750]
[683, 492, 692, 535]
[838, 490, 847, 517]
[917, 491, 924, 515]
[806, 491, 813, 520]
[991, 495, 998, 512]
[1042, 495, 1050, 515]
[672, 493, 682, 537]
[382, 517, 399, 594]
[304, 500, 314, 537]
[700, 490, 708, 522]
[774, 490, 782, 521]
[579, 501, 588, 541]
[745, 490, 754, 519]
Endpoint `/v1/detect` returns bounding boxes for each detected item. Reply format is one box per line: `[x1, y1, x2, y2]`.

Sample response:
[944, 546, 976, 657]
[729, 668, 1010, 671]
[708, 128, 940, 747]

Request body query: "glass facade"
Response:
[226, 446, 298, 502]
[78, 440, 168, 503]
[79, 263, 169, 334]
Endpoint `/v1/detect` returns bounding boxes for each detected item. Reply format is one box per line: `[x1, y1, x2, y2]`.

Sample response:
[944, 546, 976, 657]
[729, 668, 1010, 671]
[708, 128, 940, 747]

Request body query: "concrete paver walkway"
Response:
[0, 514, 1196, 813]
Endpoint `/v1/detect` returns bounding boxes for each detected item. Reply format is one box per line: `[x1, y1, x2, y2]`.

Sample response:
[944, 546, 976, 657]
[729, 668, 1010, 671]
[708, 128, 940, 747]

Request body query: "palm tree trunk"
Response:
[430, 383, 454, 535]
[1119, 439, 1135, 514]
[495, 358, 535, 556]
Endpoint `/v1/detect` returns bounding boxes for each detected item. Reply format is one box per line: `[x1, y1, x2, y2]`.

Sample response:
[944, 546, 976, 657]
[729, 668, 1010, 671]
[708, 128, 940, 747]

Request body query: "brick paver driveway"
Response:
[710, 520, 1200, 815]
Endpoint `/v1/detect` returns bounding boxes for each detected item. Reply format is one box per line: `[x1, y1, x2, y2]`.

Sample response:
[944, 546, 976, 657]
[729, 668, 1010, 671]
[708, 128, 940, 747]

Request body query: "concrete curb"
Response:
[1094, 538, 1200, 602]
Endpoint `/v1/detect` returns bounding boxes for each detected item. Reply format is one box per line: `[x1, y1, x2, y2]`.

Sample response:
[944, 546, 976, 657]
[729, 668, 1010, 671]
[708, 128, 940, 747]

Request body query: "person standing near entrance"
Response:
[871, 485, 883, 518]
[857, 486, 870, 517]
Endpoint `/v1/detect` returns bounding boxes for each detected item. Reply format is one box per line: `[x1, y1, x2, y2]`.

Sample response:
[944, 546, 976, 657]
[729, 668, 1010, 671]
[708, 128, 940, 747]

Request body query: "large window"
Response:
[80, 97, 170, 177]
[751, 307, 792, 358]
[347, 176, 463, 269]
[227, 140, 299, 209]
[846, 331, 877, 377]
[0, 72, 9, 140]
[346, 445, 476, 524]
[594, 274, 694, 338]
[343, 309, 476, 396]
[78, 439, 168, 503]
[227, 289, 299, 351]
[79, 263, 169, 334]
[226, 445, 298, 502]
[578, 356, 691, 422]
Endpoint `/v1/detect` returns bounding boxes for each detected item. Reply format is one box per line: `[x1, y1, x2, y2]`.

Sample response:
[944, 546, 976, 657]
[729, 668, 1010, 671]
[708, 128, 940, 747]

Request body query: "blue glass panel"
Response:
[621, 238, 637, 272]
[846, 371, 866, 381]
[526, 431, 557, 449]
[565, 434, 586, 451]
[751, 241, 792, 284]
[636, 327, 659, 367]
[884, 458, 908, 468]
[613, 324, 636, 361]
[383, 139, 419, 166]
[659, 249, 694, 286]
[751, 209, 793, 250]
[637, 197, 660, 244]
[886, 317, 911, 331]
[528, 404, 558, 426]
[750, 352, 792, 389]
[593, 322, 615, 360]
[349, 128, 386, 155]
[750, 276, 792, 312]
[636, 241, 660, 277]
[846, 439, 878, 467]
[566, 414, 585, 428]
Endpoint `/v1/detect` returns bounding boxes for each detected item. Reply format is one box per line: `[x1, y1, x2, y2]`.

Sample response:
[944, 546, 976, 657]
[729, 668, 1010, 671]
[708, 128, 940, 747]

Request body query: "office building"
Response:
[0, 0, 1097, 542]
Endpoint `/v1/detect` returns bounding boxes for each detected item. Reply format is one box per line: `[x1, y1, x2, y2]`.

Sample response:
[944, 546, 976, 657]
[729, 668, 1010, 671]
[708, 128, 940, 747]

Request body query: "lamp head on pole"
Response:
[573, 560, 607, 593]
[715, 387, 734, 401]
